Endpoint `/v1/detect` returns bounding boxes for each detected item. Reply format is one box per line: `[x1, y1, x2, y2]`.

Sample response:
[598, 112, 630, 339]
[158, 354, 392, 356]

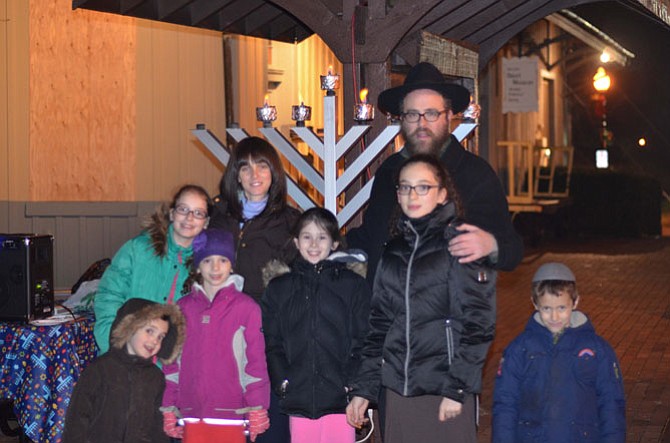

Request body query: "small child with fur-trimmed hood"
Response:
[64, 298, 185, 443]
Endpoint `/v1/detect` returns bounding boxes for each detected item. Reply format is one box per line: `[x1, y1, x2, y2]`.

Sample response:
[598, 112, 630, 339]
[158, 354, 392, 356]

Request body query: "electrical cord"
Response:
[355, 409, 374, 443]
[56, 302, 78, 323]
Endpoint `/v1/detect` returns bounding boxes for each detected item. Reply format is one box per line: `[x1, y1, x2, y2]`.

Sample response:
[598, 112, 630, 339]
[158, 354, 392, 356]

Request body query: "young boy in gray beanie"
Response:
[492, 262, 626, 443]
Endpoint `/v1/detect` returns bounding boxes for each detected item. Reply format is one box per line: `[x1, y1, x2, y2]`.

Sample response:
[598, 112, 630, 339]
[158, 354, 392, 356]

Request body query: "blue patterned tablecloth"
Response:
[0, 316, 97, 443]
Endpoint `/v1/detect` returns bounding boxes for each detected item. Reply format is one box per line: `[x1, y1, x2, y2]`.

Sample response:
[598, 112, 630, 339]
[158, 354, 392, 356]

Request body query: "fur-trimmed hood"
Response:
[262, 249, 368, 287]
[110, 298, 186, 365]
[142, 207, 170, 257]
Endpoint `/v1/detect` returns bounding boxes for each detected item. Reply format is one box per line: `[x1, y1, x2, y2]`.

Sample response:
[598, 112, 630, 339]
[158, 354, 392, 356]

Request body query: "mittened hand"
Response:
[162, 410, 184, 439]
[248, 409, 270, 442]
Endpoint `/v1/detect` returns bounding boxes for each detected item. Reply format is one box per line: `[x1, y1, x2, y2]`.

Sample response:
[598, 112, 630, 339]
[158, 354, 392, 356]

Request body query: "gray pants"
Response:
[384, 389, 477, 443]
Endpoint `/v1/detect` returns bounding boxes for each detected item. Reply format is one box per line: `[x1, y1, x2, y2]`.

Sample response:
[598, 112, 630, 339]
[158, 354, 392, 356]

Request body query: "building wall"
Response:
[1, 0, 225, 288]
[483, 20, 569, 172]
[1, 0, 342, 289]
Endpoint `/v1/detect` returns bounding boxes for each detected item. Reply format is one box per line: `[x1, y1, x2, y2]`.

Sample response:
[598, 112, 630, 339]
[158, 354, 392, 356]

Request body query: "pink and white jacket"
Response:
[161, 275, 270, 419]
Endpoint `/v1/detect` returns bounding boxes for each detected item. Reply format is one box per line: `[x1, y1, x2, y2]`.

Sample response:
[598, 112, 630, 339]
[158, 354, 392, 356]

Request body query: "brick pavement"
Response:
[477, 237, 670, 443]
[1, 238, 668, 443]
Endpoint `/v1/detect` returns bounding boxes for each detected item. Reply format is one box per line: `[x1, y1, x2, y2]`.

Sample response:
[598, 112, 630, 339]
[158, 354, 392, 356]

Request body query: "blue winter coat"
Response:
[492, 311, 626, 443]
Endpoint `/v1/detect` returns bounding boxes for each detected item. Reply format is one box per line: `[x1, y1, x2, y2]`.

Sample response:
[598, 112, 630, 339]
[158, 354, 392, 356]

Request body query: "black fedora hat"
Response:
[378, 62, 470, 116]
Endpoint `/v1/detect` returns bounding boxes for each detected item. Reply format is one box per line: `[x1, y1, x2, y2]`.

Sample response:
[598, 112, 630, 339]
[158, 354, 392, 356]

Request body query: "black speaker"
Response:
[0, 234, 55, 322]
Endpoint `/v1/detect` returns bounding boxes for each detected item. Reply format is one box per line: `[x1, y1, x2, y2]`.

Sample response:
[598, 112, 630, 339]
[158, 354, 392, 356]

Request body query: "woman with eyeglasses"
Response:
[346, 154, 497, 443]
[94, 184, 212, 354]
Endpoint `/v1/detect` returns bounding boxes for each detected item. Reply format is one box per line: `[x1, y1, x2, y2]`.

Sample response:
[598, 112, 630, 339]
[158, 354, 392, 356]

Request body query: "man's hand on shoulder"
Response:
[448, 223, 498, 264]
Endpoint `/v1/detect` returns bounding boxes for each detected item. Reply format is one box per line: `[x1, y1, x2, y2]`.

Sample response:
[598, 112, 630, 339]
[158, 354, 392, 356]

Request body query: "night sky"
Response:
[569, 2, 670, 192]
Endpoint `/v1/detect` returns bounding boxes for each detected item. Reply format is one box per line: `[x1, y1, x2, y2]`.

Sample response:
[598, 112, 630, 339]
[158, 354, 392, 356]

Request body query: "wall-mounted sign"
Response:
[502, 57, 538, 114]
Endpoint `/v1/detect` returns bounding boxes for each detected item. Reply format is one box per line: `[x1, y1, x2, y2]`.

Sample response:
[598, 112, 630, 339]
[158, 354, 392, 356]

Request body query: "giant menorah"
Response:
[192, 86, 476, 227]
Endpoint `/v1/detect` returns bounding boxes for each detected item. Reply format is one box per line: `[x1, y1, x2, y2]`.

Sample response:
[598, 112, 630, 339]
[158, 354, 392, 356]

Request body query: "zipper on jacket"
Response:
[445, 319, 454, 365]
[403, 221, 420, 396]
[236, 219, 252, 264]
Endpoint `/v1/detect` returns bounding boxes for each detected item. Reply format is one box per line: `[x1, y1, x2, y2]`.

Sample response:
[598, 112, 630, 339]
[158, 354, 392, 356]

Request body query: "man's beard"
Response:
[403, 125, 451, 156]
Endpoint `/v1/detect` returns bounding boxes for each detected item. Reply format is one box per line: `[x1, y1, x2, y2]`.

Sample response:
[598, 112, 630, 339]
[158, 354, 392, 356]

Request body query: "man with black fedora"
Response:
[347, 61, 523, 283]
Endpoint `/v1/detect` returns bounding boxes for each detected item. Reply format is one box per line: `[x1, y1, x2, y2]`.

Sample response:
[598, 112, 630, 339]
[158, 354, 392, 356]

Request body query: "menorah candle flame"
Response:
[354, 88, 374, 122]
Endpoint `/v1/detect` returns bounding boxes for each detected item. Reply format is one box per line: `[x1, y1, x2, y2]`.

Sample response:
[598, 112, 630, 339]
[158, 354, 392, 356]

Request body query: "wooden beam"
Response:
[394, 31, 421, 66]
[362, 0, 445, 62]
[156, 0, 196, 19]
[72, 0, 122, 13]
[271, 0, 348, 60]
[354, 5, 366, 45]
[451, 0, 541, 41]
[368, 0, 386, 20]
[212, 1, 263, 31]
[421, 0, 497, 37]
[120, 0, 147, 14]
[400, 0, 472, 35]
[189, 0, 237, 26]
[265, 12, 310, 41]
[475, 0, 591, 64]
[320, 0, 343, 17]
[242, 4, 284, 35]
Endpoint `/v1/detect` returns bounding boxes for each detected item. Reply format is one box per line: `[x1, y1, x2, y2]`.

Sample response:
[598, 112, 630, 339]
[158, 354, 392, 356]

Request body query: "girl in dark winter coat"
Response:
[261, 207, 371, 443]
[64, 298, 185, 443]
[346, 154, 497, 443]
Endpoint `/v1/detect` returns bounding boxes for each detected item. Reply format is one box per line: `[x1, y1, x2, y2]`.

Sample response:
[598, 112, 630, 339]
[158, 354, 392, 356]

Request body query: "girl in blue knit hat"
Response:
[161, 228, 270, 442]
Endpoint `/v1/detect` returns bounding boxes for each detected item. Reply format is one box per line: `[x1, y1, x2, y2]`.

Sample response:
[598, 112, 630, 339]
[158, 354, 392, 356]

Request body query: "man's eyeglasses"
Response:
[400, 109, 448, 123]
[173, 205, 208, 220]
[396, 184, 441, 196]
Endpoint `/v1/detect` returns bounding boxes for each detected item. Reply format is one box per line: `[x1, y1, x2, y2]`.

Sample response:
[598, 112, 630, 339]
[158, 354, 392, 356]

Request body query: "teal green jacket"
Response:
[93, 224, 193, 353]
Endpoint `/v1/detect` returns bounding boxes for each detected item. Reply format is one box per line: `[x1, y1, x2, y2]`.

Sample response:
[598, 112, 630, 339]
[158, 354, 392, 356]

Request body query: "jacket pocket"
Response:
[573, 350, 598, 384]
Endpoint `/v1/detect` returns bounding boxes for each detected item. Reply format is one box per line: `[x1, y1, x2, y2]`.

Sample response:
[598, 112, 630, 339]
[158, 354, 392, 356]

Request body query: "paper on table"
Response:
[30, 313, 79, 326]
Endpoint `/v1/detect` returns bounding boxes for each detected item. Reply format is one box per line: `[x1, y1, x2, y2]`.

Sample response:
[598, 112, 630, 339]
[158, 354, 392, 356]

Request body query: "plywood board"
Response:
[29, 0, 136, 201]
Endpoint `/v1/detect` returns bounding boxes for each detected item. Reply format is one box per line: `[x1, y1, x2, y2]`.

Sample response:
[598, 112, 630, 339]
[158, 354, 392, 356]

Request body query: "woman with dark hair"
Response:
[94, 184, 212, 354]
[209, 136, 300, 301]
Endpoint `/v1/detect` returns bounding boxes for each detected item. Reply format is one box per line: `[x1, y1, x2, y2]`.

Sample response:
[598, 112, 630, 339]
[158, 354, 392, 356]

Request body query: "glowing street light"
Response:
[600, 50, 611, 64]
[593, 67, 612, 169]
[638, 137, 646, 147]
[593, 67, 611, 92]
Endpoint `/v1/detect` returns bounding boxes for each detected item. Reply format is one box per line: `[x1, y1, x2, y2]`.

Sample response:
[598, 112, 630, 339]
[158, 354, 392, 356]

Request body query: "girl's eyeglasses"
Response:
[396, 184, 440, 196]
[173, 205, 208, 220]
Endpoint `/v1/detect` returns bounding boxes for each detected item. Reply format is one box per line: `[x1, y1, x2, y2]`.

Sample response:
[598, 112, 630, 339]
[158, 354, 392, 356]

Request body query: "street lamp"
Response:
[593, 67, 611, 92]
[593, 67, 611, 168]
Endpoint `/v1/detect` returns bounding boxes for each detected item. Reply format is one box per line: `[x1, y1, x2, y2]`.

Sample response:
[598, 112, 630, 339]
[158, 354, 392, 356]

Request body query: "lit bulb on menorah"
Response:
[354, 88, 374, 123]
[320, 66, 340, 96]
[291, 96, 312, 127]
[255, 94, 277, 128]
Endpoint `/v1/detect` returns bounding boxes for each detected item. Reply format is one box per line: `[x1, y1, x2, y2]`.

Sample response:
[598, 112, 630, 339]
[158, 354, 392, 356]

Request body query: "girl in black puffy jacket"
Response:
[346, 154, 497, 443]
[261, 207, 371, 443]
